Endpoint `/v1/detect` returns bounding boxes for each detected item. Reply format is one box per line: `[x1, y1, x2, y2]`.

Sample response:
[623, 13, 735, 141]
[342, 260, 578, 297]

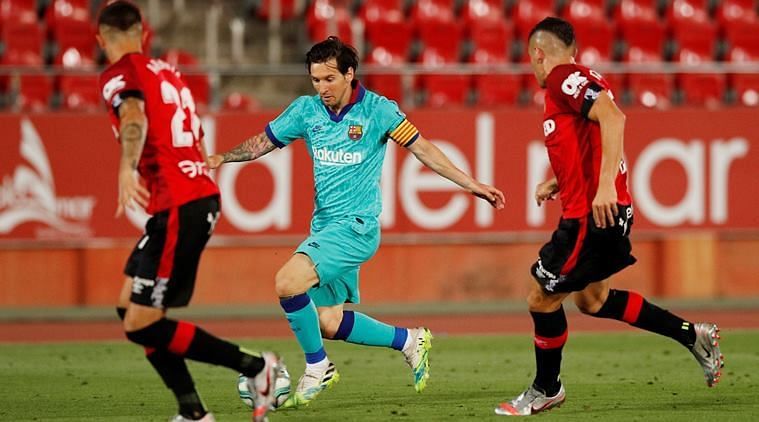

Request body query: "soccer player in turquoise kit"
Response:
[209, 36, 505, 407]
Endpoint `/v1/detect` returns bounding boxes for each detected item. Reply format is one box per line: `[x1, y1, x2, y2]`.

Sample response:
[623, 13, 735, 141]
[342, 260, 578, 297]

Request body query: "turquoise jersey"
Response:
[265, 83, 413, 230]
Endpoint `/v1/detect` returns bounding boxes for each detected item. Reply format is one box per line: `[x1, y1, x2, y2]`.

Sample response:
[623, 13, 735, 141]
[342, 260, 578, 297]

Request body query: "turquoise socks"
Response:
[332, 310, 408, 350]
[280, 293, 326, 363]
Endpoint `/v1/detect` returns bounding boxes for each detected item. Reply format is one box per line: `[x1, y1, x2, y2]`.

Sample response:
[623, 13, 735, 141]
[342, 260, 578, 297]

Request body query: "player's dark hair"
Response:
[97, 1, 142, 31]
[306, 36, 359, 75]
[528, 17, 575, 47]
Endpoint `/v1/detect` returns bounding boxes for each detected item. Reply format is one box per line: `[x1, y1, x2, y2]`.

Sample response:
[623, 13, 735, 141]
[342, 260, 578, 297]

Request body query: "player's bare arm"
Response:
[408, 136, 505, 209]
[587, 91, 625, 228]
[207, 132, 277, 169]
[116, 96, 150, 217]
[535, 177, 559, 206]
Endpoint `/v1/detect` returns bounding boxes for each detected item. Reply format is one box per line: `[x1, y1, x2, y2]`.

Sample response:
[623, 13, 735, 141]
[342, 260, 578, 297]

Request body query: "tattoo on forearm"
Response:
[120, 122, 145, 170]
[222, 133, 276, 163]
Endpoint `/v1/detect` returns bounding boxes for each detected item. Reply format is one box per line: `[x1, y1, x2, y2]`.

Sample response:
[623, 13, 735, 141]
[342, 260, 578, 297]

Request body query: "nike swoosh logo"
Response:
[701, 344, 712, 359]
[532, 397, 561, 412]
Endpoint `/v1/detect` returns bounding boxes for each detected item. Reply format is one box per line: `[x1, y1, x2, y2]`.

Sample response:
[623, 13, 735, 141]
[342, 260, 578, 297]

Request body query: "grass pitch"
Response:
[1, 330, 757, 421]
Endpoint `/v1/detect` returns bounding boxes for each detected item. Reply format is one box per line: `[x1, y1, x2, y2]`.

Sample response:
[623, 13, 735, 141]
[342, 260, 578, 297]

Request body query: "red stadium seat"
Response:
[415, 19, 469, 107]
[571, 21, 615, 65]
[0, 0, 37, 32]
[421, 74, 470, 107]
[306, 0, 353, 44]
[731, 74, 759, 107]
[628, 73, 673, 108]
[716, 0, 758, 27]
[467, 19, 517, 107]
[512, 0, 554, 38]
[358, 0, 404, 23]
[18, 74, 52, 112]
[624, 45, 672, 108]
[461, 0, 505, 25]
[364, 19, 412, 58]
[364, 49, 406, 103]
[46, 0, 90, 36]
[474, 74, 521, 106]
[564, 0, 607, 24]
[725, 46, 759, 107]
[468, 19, 512, 64]
[411, 0, 456, 24]
[222, 92, 261, 111]
[716, 0, 759, 55]
[0, 21, 43, 96]
[723, 21, 759, 57]
[563, 0, 615, 64]
[667, 0, 717, 58]
[417, 20, 463, 63]
[675, 49, 726, 107]
[615, 0, 666, 58]
[1, 21, 44, 65]
[161, 49, 210, 108]
[52, 20, 96, 66]
[59, 74, 100, 111]
[255, 0, 300, 20]
[52, 29, 96, 107]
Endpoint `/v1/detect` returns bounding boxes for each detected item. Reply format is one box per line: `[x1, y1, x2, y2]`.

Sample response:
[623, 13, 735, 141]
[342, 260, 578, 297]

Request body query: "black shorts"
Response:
[531, 204, 637, 294]
[124, 195, 220, 308]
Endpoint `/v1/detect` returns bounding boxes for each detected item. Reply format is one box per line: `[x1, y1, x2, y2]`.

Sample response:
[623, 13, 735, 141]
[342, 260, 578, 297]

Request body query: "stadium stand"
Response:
[222, 91, 261, 111]
[1, 20, 50, 111]
[461, 0, 505, 25]
[358, 0, 404, 23]
[0, 0, 757, 110]
[45, 0, 91, 37]
[512, 0, 555, 38]
[306, 0, 353, 44]
[416, 19, 470, 107]
[254, 0, 302, 20]
[363, 20, 411, 103]
[676, 48, 726, 106]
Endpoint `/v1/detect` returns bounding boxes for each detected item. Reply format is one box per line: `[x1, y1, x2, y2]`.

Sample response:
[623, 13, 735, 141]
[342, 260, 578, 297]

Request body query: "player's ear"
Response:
[95, 32, 106, 50]
[534, 47, 545, 63]
[345, 66, 355, 82]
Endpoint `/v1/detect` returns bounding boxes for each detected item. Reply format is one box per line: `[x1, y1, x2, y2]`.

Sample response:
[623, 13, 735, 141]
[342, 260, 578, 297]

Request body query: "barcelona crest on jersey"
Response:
[348, 125, 363, 141]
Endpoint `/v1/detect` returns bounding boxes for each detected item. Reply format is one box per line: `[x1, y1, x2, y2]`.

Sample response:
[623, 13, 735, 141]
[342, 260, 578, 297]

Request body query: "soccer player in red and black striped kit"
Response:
[495, 17, 724, 416]
[96, 2, 285, 421]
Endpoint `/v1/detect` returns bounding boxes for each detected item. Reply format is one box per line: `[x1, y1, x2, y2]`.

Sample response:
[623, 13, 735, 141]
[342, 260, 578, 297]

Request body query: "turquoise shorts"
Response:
[296, 216, 380, 307]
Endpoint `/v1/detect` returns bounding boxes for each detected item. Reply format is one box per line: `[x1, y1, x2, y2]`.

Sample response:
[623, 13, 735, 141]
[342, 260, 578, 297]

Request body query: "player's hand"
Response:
[470, 182, 505, 209]
[207, 154, 224, 169]
[535, 179, 559, 206]
[116, 169, 150, 217]
[591, 183, 618, 228]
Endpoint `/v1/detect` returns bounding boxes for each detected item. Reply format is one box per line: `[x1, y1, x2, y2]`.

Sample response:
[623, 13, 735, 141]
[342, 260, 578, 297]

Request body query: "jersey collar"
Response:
[545, 62, 577, 87]
[323, 80, 366, 123]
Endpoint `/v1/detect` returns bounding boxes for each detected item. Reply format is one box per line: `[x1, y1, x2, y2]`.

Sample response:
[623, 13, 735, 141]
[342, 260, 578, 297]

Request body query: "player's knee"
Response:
[527, 285, 564, 312]
[575, 293, 606, 315]
[319, 312, 341, 339]
[122, 308, 161, 333]
[274, 270, 295, 297]
[275, 268, 310, 297]
[526, 289, 544, 310]
[575, 297, 604, 315]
